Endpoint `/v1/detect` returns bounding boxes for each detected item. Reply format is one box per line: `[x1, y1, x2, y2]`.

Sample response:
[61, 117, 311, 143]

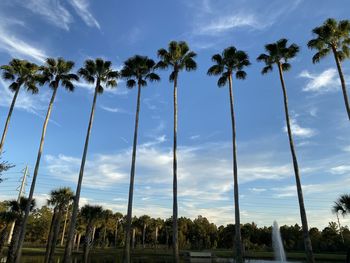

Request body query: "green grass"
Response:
[2, 247, 346, 262]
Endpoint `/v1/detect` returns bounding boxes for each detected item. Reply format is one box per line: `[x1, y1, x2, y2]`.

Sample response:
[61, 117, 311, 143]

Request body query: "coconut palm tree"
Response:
[45, 187, 74, 263]
[207, 46, 250, 262]
[6, 197, 35, 263]
[15, 58, 79, 263]
[257, 38, 315, 263]
[121, 55, 160, 263]
[63, 58, 119, 263]
[156, 41, 197, 262]
[308, 18, 350, 120]
[80, 205, 103, 263]
[0, 59, 39, 153]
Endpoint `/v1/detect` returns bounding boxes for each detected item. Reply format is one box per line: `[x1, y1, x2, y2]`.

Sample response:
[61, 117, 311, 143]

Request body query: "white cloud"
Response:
[284, 118, 316, 138]
[330, 165, 350, 175]
[20, 0, 73, 31]
[0, 26, 48, 63]
[100, 105, 129, 114]
[69, 0, 100, 29]
[299, 68, 340, 93]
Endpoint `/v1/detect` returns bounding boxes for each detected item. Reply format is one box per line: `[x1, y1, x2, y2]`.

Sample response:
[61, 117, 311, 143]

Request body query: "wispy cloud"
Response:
[20, 0, 73, 31]
[100, 105, 129, 114]
[68, 0, 100, 29]
[284, 117, 317, 138]
[0, 25, 48, 62]
[299, 68, 342, 93]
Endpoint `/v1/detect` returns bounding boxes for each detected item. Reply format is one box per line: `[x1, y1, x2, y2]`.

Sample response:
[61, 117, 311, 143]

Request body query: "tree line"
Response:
[1, 193, 349, 262]
[0, 18, 349, 263]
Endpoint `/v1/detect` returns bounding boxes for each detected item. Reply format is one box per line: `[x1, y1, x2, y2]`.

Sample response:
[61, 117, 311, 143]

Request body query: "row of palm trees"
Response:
[0, 18, 349, 263]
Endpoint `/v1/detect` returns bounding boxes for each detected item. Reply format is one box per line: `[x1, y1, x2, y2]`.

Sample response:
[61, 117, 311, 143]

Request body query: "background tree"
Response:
[156, 41, 197, 262]
[121, 55, 160, 263]
[0, 158, 14, 184]
[207, 46, 250, 262]
[0, 211, 17, 254]
[257, 38, 315, 263]
[45, 187, 74, 263]
[308, 18, 350, 120]
[0, 59, 39, 153]
[6, 197, 35, 263]
[80, 205, 103, 263]
[16, 58, 78, 263]
[63, 58, 119, 263]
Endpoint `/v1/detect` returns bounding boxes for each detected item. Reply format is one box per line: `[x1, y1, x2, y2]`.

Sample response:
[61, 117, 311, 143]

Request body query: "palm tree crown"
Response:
[78, 58, 119, 93]
[0, 59, 39, 94]
[156, 41, 197, 80]
[333, 194, 350, 216]
[80, 205, 103, 223]
[207, 46, 250, 86]
[47, 187, 74, 210]
[38, 58, 79, 91]
[257, 38, 299, 73]
[308, 18, 350, 63]
[121, 55, 160, 88]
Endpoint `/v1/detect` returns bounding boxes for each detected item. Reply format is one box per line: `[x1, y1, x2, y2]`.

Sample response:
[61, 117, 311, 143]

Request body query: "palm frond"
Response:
[261, 65, 273, 74]
[236, 70, 247, 80]
[126, 79, 136, 88]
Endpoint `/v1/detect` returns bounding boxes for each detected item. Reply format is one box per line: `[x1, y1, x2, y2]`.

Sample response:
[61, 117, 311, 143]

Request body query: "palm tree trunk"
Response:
[277, 62, 315, 263]
[60, 209, 69, 246]
[15, 86, 58, 263]
[132, 228, 136, 250]
[102, 226, 107, 248]
[48, 210, 63, 263]
[114, 221, 118, 248]
[0, 224, 9, 254]
[45, 208, 58, 263]
[332, 46, 350, 121]
[228, 74, 243, 262]
[123, 83, 142, 263]
[0, 86, 21, 153]
[336, 213, 345, 244]
[7, 217, 22, 263]
[76, 233, 81, 252]
[83, 223, 93, 263]
[142, 224, 146, 249]
[155, 226, 158, 248]
[63, 82, 99, 263]
[172, 72, 179, 263]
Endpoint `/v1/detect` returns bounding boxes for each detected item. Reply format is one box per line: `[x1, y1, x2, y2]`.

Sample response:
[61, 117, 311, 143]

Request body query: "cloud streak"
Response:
[69, 0, 100, 29]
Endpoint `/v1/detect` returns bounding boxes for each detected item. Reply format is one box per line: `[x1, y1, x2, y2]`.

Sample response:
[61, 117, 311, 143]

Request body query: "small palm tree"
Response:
[45, 187, 74, 263]
[308, 18, 350, 120]
[257, 39, 315, 263]
[156, 41, 197, 262]
[15, 58, 78, 263]
[80, 205, 103, 263]
[6, 197, 35, 263]
[207, 46, 250, 262]
[63, 58, 119, 263]
[121, 55, 160, 263]
[0, 59, 39, 153]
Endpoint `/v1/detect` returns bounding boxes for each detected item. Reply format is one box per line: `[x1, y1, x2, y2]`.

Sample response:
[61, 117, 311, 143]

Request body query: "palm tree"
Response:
[257, 39, 315, 263]
[0, 211, 17, 254]
[207, 46, 250, 262]
[80, 205, 103, 263]
[156, 41, 197, 262]
[121, 55, 160, 263]
[113, 212, 123, 248]
[333, 194, 350, 216]
[63, 58, 119, 263]
[45, 187, 74, 263]
[15, 58, 79, 263]
[308, 18, 350, 120]
[6, 197, 35, 263]
[0, 59, 39, 153]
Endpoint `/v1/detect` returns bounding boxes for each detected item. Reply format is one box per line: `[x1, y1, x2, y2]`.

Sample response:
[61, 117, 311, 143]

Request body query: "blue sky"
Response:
[0, 0, 350, 229]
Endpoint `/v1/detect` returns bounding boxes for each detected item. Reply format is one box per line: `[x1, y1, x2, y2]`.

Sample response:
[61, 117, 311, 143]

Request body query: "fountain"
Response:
[272, 221, 286, 262]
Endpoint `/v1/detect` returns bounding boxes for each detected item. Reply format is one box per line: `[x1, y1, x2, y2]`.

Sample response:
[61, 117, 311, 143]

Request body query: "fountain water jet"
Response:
[272, 221, 286, 262]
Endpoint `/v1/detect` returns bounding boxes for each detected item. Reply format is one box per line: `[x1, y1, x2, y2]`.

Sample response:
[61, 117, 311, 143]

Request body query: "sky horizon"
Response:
[0, 0, 350, 229]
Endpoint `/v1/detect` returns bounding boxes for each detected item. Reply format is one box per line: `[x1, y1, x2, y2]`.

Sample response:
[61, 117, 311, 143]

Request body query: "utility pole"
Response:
[7, 166, 29, 244]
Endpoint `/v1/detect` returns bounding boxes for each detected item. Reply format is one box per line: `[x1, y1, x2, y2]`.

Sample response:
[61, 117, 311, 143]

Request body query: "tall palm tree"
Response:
[121, 55, 160, 263]
[257, 39, 315, 263]
[207, 46, 250, 262]
[15, 58, 78, 263]
[6, 197, 35, 263]
[308, 18, 350, 120]
[45, 187, 74, 263]
[156, 41, 197, 262]
[0, 59, 39, 153]
[63, 58, 119, 263]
